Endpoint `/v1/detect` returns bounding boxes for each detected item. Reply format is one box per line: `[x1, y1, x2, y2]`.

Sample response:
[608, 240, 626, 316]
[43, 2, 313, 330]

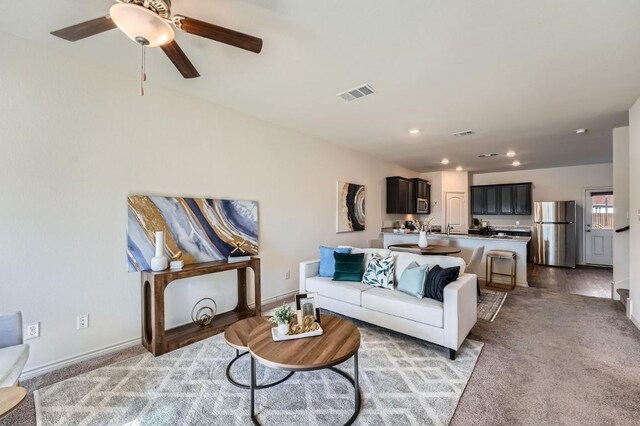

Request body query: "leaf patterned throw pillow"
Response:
[362, 253, 395, 289]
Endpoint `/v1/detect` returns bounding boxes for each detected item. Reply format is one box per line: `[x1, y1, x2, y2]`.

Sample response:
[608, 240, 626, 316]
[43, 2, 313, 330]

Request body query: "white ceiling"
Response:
[3, 0, 639, 172]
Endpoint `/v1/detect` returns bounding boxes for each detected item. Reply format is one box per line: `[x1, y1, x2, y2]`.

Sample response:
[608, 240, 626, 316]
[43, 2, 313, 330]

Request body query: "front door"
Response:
[585, 189, 614, 266]
[445, 192, 467, 234]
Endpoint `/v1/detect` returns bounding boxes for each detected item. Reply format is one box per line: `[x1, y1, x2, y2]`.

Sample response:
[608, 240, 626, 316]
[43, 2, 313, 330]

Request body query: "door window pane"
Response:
[591, 192, 613, 229]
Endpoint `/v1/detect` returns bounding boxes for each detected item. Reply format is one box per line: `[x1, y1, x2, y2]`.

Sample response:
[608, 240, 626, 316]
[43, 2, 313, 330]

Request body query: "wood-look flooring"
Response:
[525, 262, 612, 299]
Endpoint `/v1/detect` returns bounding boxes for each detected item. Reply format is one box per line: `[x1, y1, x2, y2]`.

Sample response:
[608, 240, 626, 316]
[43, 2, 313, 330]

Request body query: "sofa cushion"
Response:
[424, 265, 460, 301]
[0, 344, 29, 387]
[361, 287, 444, 327]
[333, 252, 365, 282]
[318, 246, 352, 277]
[305, 276, 372, 306]
[339, 246, 391, 270]
[362, 253, 395, 289]
[397, 261, 429, 298]
[394, 253, 465, 283]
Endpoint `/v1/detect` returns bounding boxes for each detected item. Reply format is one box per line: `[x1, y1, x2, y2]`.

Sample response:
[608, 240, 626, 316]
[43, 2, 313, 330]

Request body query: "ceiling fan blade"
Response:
[51, 16, 117, 42]
[161, 41, 200, 79]
[174, 16, 263, 54]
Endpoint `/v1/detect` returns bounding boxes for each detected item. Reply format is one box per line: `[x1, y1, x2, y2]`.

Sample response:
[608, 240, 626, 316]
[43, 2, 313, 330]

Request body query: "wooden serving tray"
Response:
[271, 326, 323, 341]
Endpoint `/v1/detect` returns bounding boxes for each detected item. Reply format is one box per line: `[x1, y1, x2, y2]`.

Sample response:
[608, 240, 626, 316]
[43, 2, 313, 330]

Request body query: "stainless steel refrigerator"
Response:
[533, 201, 576, 268]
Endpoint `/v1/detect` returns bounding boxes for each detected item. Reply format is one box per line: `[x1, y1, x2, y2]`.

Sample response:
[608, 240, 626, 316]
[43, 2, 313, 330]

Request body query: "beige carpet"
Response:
[451, 287, 640, 426]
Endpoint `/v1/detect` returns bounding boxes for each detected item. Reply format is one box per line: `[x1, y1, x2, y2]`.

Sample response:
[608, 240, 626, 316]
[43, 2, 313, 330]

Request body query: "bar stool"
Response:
[485, 250, 517, 290]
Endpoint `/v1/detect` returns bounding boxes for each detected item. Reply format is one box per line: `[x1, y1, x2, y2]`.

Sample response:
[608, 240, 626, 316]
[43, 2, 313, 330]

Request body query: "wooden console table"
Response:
[141, 258, 261, 356]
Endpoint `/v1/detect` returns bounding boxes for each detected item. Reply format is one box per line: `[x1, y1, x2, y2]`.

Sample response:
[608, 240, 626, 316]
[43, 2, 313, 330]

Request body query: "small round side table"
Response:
[0, 386, 27, 420]
[223, 316, 294, 389]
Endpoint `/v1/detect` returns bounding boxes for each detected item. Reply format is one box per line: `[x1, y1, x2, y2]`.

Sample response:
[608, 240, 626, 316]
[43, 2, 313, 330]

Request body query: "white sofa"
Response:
[0, 312, 29, 387]
[299, 248, 477, 359]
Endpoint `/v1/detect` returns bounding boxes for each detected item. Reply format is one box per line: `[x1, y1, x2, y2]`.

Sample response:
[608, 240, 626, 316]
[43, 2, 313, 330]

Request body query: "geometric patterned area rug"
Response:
[477, 289, 508, 322]
[34, 318, 483, 426]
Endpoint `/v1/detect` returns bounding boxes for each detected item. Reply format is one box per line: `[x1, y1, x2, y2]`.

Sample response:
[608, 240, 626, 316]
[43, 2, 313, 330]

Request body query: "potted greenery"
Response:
[270, 304, 295, 335]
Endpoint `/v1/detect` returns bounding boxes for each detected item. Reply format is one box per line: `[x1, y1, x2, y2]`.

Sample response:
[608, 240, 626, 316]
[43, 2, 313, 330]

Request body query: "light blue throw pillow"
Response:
[397, 261, 430, 299]
[319, 246, 352, 277]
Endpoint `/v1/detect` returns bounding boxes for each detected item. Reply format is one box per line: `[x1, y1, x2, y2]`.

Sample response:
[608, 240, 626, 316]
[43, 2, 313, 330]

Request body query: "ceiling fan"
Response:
[50, 0, 263, 82]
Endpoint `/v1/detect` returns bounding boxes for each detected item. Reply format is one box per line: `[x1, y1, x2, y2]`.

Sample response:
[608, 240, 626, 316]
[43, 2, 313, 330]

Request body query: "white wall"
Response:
[0, 34, 416, 373]
[613, 127, 630, 300]
[471, 163, 613, 264]
[418, 171, 468, 228]
[628, 99, 640, 326]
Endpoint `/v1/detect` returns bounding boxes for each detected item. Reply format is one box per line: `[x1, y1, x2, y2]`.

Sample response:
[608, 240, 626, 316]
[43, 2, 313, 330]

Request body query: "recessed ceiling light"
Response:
[575, 128, 588, 134]
[506, 150, 516, 157]
[512, 160, 521, 167]
[441, 158, 450, 165]
[409, 128, 421, 135]
[456, 166, 463, 171]
[478, 153, 499, 158]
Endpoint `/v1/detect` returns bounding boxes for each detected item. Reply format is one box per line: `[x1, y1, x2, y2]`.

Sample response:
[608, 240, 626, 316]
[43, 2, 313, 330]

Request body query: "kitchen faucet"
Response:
[447, 224, 452, 236]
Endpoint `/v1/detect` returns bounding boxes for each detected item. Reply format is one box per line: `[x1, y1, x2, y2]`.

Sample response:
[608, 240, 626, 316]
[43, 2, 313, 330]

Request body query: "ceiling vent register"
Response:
[453, 130, 475, 137]
[337, 84, 376, 101]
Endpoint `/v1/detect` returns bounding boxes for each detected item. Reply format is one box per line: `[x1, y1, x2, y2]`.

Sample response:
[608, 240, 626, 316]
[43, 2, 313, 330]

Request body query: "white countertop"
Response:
[380, 231, 531, 243]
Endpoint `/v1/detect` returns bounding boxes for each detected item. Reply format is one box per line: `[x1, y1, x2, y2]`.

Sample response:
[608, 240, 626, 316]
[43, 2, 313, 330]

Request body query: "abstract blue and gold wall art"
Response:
[127, 195, 259, 272]
[337, 182, 365, 233]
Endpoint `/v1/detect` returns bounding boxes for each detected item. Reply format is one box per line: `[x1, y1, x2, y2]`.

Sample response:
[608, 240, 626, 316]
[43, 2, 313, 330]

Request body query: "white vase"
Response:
[418, 231, 428, 248]
[150, 231, 169, 271]
[278, 323, 289, 335]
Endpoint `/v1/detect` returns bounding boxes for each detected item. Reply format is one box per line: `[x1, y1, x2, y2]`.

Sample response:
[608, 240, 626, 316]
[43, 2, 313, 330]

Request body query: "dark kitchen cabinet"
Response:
[500, 186, 514, 215]
[470, 183, 532, 216]
[413, 178, 430, 199]
[470, 185, 500, 214]
[485, 186, 500, 215]
[471, 186, 486, 215]
[387, 177, 430, 214]
[387, 177, 414, 214]
[514, 184, 532, 215]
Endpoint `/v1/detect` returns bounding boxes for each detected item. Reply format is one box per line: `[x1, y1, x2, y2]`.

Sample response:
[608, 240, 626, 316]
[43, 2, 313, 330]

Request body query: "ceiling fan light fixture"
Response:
[109, 4, 174, 47]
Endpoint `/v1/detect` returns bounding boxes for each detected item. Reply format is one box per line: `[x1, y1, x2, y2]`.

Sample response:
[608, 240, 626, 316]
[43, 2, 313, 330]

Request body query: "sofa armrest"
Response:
[443, 273, 477, 351]
[299, 259, 320, 293]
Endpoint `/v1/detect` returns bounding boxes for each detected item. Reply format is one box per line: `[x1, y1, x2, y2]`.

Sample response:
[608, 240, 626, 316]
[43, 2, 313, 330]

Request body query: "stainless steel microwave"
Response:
[416, 198, 429, 214]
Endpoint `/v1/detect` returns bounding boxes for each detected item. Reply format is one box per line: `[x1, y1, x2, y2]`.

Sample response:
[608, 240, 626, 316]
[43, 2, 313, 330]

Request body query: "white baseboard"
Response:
[631, 313, 640, 331]
[20, 290, 300, 381]
[20, 336, 140, 381]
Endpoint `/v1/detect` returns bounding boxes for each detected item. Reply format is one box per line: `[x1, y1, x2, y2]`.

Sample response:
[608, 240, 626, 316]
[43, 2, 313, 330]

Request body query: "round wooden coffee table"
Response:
[0, 387, 27, 419]
[223, 316, 294, 389]
[247, 314, 361, 426]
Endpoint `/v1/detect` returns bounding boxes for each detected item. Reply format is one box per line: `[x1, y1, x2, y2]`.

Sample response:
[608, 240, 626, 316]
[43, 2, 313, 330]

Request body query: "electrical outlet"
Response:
[285, 270, 291, 280]
[25, 322, 40, 340]
[77, 314, 90, 330]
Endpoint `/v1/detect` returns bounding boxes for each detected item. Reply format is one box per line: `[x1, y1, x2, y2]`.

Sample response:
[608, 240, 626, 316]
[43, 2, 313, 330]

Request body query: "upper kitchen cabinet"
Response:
[470, 185, 500, 215]
[386, 177, 430, 214]
[513, 183, 532, 215]
[413, 178, 430, 200]
[471, 186, 485, 215]
[500, 185, 514, 214]
[470, 183, 532, 215]
[386, 176, 414, 214]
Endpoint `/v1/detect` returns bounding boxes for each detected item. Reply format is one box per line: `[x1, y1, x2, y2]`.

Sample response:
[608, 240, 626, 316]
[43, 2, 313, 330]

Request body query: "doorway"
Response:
[444, 192, 467, 234]
[584, 188, 614, 266]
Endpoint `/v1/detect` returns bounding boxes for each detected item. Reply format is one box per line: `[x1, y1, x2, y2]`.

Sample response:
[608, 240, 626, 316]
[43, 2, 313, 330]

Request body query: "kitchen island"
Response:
[381, 231, 530, 286]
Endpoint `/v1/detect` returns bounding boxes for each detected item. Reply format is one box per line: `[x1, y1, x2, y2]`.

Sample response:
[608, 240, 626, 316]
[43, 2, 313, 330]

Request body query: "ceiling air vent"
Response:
[453, 130, 475, 137]
[337, 84, 376, 101]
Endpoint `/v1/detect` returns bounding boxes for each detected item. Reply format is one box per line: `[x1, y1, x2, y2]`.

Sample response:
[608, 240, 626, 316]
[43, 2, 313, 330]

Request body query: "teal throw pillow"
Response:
[333, 252, 365, 282]
[362, 253, 395, 289]
[397, 261, 430, 299]
[318, 246, 352, 277]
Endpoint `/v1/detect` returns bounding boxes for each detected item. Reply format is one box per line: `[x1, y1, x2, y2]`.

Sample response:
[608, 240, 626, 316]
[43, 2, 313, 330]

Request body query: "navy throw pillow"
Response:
[423, 265, 460, 302]
[333, 252, 365, 282]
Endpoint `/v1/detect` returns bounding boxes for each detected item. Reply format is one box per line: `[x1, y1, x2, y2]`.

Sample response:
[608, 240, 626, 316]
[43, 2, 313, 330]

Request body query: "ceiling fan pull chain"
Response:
[140, 43, 147, 96]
